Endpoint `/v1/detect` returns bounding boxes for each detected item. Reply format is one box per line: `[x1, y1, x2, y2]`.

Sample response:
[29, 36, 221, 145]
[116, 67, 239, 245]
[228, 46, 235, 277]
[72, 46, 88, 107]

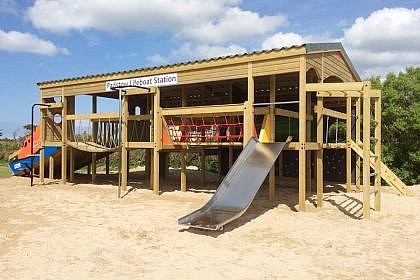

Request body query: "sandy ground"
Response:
[0, 171, 419, 280]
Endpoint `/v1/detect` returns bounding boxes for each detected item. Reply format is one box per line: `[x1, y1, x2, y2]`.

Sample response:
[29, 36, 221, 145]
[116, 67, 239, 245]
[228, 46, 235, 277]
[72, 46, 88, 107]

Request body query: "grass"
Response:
[0, 161, 11, 179]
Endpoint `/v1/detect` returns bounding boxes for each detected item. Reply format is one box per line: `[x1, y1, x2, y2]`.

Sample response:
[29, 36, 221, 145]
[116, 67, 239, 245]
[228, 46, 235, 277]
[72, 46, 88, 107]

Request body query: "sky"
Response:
[0, 0, 419, 138]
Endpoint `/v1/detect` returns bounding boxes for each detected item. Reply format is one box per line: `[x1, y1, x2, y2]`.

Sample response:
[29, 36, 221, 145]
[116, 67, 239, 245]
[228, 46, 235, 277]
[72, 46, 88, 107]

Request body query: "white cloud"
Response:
[173, 42, 246, 60]
[27, 0, 285, 44]
[261, 32, 305, 50]
[261, 8, 420, 78]
[148, 54, 169, 66]
[181, 7, 286, 44]
[341, 7, 420, 77]
[0, 28, 69, 56]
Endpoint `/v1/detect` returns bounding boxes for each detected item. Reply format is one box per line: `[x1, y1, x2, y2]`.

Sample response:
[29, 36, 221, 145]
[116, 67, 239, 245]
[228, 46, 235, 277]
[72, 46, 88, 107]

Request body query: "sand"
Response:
[0, 172, 419, 279]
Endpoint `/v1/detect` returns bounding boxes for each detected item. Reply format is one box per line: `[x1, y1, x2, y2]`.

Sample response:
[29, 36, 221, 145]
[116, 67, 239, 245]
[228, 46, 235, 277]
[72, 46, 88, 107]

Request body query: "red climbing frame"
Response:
[165, 115, 244, 143]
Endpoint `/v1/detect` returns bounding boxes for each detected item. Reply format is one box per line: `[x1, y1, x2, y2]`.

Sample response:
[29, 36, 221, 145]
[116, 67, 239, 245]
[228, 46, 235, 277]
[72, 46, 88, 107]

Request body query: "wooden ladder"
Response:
[351, 140, 413, 196]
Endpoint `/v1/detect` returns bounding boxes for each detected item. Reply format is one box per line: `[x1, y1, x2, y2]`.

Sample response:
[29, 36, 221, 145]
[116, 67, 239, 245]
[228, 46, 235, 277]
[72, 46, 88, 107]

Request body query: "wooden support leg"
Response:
[346, 96, 352, 192]
[180, 150, 187, 192]
[61, 145, 67, 183]
[121, 146, 128, 193]
[374, 94, 381, 211]
[49, 155, 54, 180]
[362, 83, 371, 219]
[153, 148, 159, 195]
[355, 97, 361, 191]
[105, 155, 110, 175]
[69, 147, 74, 182]
[91, 152, 97, 184]
[298, 56, 306, 211]
[316, 97, 323, 207]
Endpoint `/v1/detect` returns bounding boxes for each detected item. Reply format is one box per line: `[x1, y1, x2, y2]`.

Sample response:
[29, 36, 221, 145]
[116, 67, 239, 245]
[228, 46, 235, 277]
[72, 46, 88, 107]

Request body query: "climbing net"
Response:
[166, 115, 243, 143]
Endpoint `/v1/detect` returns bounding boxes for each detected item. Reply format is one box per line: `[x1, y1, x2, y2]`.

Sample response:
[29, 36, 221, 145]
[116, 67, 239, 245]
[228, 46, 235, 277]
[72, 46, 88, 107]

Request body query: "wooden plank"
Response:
[362, 84, 371, 219]
[61, 90, 68, 183]
[284, 142, 320, 150]
[323, 143, 347, 149]
[67, 112, 119, 120]
[269, 75, 276, 201]
[49, 155, 54, 179]
[243, 62, 254, 147]
[298, 56, 306, 211]
[181, 150, 187, 192]
[121, 94, 128, 194]
[316, 91, 361, 98]
[126, 142, 154, 149]
[355, 97, 361, 190]
[316, 96, 323, 207]
[127, 114, 152, 121]
[346, 96, 352, 192]
[306, 91, 312, 193]
[374, 94, 382, 210]
[315, 106, 346, 120]
[306, 82, 364, 92]
[153, 87, 161, 194]
[161, 104, 245, 116]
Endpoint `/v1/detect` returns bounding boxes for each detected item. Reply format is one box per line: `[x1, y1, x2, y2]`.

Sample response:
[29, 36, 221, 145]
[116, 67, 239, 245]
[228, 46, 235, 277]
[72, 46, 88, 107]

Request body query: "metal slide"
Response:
[178, 136, 291, 230]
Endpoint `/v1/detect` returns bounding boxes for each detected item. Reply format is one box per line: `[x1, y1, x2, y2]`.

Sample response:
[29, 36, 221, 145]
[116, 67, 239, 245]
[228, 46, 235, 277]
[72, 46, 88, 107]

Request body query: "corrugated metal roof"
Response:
[37, 42, 359, 86]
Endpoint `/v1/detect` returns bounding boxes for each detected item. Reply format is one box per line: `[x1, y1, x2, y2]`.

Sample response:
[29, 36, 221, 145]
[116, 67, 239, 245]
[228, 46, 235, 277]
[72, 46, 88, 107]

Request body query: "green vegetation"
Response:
[0, 161, 11, 178]
[371, 67, 420, 185]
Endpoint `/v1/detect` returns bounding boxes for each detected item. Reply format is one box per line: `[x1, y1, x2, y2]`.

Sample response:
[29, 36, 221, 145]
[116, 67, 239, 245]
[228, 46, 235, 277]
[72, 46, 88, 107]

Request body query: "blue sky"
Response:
[0, 0, 419, 138]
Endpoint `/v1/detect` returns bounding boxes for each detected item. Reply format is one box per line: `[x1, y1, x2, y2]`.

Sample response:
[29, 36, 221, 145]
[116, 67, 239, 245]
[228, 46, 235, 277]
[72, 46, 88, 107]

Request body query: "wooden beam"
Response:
[180, 150, 187, 192]
[91, 152, 97, 183]
[285, 142, 320, 150]
[269, 75, 276, 201]
[316, 96, 323, 207]
[105, 154, 110, 175]
[126, 142, 154, 149]
[346, 96, 352, 192]
[355, 97, 361, 190]
[374, 93, 382, 210]
[315, 106, 346, 120]
[121, 94, 128, 194]
[61, 91, 68, 183]
[127, 114, 152, 121]
[161, 104, 245, 117]
[48, 155, 54, 179]
[67, 112, 119, 120]
[323, 143, 347, 149]
[316, 91, 362, 98]
[243, 62, 255, 146]
[298, 56, 306, 211]
[362, 83, 371, 219]
[152, 87, 161, 194]
[306, 82, 364, 92]
[69, 147, 74, 182]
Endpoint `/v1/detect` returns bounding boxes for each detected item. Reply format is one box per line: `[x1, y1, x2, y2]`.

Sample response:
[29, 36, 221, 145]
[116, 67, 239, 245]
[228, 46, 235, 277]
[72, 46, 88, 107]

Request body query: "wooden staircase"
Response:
[351, 140, 413, 196]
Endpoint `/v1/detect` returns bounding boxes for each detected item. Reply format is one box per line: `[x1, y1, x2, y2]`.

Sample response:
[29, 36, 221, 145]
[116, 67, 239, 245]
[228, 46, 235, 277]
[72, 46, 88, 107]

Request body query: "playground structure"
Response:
[24, 42, 412, 223]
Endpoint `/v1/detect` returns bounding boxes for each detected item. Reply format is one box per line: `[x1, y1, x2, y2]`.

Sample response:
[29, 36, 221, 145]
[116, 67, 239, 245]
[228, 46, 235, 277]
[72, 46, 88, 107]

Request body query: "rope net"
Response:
[166, 115, 243, 143]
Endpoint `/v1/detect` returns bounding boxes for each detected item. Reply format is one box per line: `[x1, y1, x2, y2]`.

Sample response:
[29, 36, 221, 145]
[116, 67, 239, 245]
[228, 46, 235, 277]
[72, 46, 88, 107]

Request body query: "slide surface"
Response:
[178, 137, 291, 230]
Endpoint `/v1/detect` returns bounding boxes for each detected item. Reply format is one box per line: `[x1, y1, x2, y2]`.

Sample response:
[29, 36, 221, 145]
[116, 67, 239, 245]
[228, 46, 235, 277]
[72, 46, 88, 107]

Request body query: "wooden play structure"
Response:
[34, 42, 411, 219]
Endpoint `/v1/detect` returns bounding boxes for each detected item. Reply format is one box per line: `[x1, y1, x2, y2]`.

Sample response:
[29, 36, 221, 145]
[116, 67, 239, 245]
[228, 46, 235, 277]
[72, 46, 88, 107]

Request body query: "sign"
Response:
[105, 73, 177, 91]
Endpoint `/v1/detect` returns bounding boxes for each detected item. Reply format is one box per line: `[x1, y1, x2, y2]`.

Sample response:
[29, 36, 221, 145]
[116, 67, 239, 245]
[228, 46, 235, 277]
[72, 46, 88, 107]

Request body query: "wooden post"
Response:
[180, 150, 187, 192]
[49, 155, 54, 179]
[39, 99, 46, 183]
[355, 97, 361, 190]
[269, 75, 276, 201]
[91, 152, 97, 183]
[61, 91, 68, 183]
[105, 155, 110, 175]
[306, 92, 312, 193]
[316, 96, 323, 207]
[200, 150, 206, 183]
[69, 147, 74, 182]
[121, 93, 129, 193]
[152, 87, 161, 195]
[346, 96, 352, 192]
[374, 93, 381, 211]
[362, 82, 371, 219]
[244, 62, 254, 146]
[298, 56, 307, 211]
